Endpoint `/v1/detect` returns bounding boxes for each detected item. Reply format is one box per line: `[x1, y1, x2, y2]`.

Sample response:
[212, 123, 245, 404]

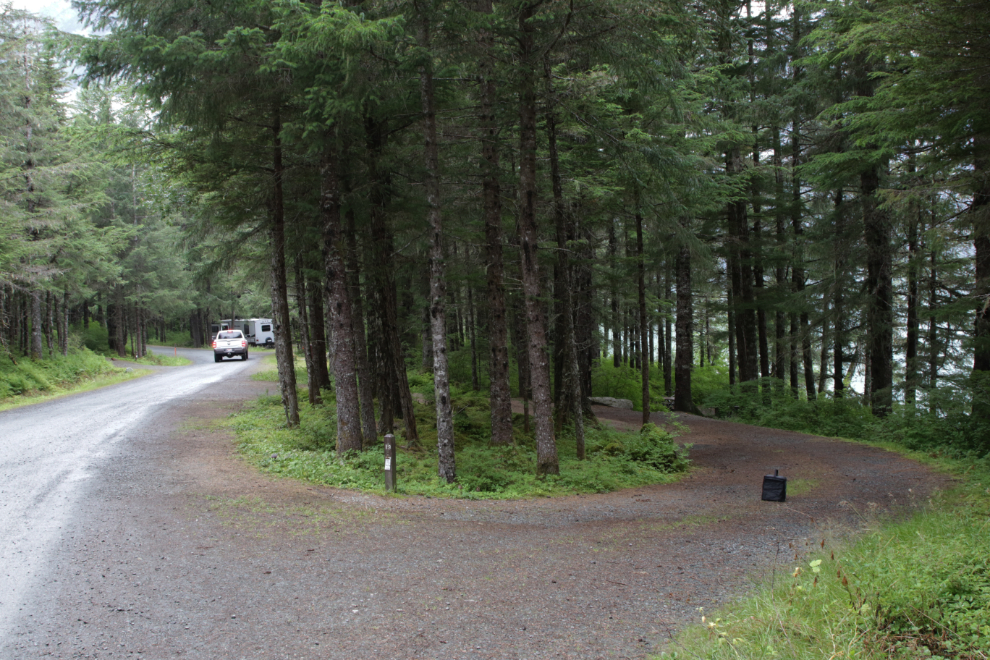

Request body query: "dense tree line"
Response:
[2, 0, 987, 473]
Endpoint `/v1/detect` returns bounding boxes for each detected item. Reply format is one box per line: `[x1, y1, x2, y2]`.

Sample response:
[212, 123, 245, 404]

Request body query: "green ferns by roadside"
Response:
[229, 392, 690, 499]
[0, 349, 120, 399]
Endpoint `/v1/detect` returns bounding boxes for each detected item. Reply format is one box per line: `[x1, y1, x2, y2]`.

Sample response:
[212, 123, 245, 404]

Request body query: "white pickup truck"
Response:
[213, 330, 249, 362]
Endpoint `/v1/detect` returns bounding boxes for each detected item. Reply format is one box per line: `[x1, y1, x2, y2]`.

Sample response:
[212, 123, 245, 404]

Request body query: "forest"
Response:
[1, 0, 988, 482]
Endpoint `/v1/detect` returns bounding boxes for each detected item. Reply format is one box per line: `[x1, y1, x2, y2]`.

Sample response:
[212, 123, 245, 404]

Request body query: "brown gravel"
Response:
[2, 377, 950, 660]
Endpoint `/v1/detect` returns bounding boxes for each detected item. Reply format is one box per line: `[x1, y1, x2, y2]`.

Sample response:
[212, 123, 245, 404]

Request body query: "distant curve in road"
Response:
[0, 347, 251, 641]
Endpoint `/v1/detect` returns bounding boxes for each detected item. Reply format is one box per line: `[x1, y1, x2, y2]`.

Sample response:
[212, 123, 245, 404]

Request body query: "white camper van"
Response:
[243, 318, 275, 347]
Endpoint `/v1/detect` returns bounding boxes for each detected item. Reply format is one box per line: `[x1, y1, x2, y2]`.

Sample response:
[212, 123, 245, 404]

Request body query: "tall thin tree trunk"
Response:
[270, 109, 300, 427]
[905, 179, 920, 403]
[44, 290, 53, 357]
[509, 292, 531, 433]
[61, 290, 69, 356]
[307, 266, 332, 397]
[365, 116, 418, 445]
[928, 247, 939, 408]
[728, 288, 737, 386]
[30, 290, 43, 360]
[972, 152, 990, 373]
[673, 244, 693, 412]
[545, 60, 585, 457]
[610, 222, 620, 368]
[863, 162, 893, 415]
[419, 17, 456, 482]
[636, 208, 650, 425]
[477, 18, 513, 443]
[115, 285, 126, 358]
[344, 207, 377, 440]
[296, 260, 319, 405]
[321, 140, 362, 453]
[819, 311, 829, 394]
[663, 263, 672, 396]
[468, 286, 479, 391]
[518, 2, 558, 475]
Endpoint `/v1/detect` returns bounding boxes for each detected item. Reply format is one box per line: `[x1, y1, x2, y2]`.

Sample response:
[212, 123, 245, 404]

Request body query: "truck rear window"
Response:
[217, 331, 243, 339]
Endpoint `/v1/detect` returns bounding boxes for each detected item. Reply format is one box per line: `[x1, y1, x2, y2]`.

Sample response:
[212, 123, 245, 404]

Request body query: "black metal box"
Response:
[762, 469, 787, 502]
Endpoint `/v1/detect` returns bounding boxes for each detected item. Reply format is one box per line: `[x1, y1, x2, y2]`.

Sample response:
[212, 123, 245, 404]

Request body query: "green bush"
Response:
[0, 348, 119, 400]
[231, 383, 692, 499]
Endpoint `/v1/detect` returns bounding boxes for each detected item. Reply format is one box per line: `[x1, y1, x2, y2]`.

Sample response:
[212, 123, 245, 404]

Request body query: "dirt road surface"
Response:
[0, 350, 948, 659]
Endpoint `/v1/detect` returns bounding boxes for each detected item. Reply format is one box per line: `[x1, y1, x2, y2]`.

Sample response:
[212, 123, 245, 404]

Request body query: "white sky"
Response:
[9, 0, 88, 34]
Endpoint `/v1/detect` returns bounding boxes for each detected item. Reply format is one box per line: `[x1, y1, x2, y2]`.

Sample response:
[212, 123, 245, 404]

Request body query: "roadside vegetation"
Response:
[0, 346, 142, 407]
[657, 460, 990, 660]
[592, 364, 990, 660]
[229, 372, 690, 499]
[80, 324, 192, 365]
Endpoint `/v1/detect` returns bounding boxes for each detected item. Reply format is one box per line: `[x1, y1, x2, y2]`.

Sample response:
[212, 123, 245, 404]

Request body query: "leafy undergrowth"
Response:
[0, 348, 128, 402]
[657, 462, 990, 660]
[228, 388, 690, 499]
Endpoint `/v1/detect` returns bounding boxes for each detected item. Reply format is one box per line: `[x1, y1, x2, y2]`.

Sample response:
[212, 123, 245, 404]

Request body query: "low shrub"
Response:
[0, 348, 120, 400]
[231, 386, 691, 500]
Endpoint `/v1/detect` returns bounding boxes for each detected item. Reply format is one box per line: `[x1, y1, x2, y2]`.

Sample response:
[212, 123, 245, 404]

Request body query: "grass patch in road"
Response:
[250, 354, 300, 382]
[196, 494, 390, 537]
[786, 477, 819, 497]
[127, 352, 193, 367]
[226, 389, 691, 500]
[655, 460, 990, 660]
[0, 349, 149, 412]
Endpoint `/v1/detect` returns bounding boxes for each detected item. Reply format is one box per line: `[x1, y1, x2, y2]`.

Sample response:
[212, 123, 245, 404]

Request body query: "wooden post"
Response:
[384, 433, 396, 492]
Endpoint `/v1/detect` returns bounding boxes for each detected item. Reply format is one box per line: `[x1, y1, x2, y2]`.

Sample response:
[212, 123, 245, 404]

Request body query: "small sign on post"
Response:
[383, 433, 396, 492]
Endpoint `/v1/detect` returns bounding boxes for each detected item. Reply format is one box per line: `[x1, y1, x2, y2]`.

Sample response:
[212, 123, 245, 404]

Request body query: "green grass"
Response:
[125, 352, 192, 367]
[250, 354, 300, 382]
[0, 347, 148, 411]
[227, 386, 691, 500]
[656, 463, 990, 660]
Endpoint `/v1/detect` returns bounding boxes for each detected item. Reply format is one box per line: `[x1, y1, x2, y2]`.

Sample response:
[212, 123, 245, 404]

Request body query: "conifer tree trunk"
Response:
[114, 286, 126, 358]
[295, 261, 319, 405]
[366, 117, 419, 446]
[674, 244, 693, 412]
[518, 2, 558, 476]
[60, 290, 68, 356]
[905, 203, 919, 404]
[509, 292, 531, 432]
[728, 287, 736, 386]
[419, 15, 456, 483]
[663, 263, 672, 396]
[636, 209, 650, 425]
[477, 17, 513, 443]
[789, 312, 799, 395]
[928, 249, 939, 404]
[610, 222, 621, 368]
[344, 208, 377, 440]
[321, 141, 362, 453]
[773, 126, 787, 386]
[863, 163, 893, 415]
[44, 290, 53, 357]
[973, 153, 990, 373]
[270, 110, 300, 427]
[833, 191, 846, 396]
[545, 63, 585, 457]
[30, 290, 43, 360]
[307, 267, 332, 396]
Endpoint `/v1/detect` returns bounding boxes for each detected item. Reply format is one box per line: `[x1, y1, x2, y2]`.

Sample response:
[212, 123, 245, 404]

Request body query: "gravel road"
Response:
[0, 350, 949, 659]
[0, 348, 253, 645]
